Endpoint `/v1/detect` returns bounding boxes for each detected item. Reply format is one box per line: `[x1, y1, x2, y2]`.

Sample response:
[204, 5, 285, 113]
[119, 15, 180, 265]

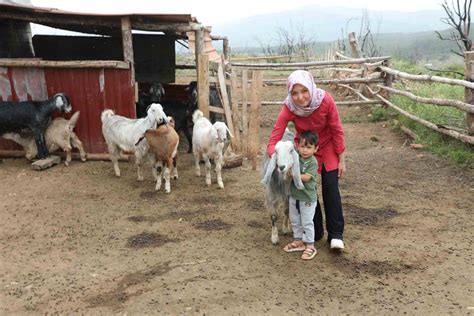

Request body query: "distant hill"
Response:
[213, 5, 447, 48]
[230, 28, 471, 63]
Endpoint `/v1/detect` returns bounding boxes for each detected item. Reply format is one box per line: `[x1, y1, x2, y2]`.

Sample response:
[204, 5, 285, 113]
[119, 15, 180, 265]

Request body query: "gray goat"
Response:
[261, 129, 305, 245]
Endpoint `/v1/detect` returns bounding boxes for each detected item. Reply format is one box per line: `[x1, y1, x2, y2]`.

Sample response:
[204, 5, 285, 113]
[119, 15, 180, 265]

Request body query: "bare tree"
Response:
[338, 12, 382, 57]
[435, 0, 472, 58]
[256, 21, 316, 62]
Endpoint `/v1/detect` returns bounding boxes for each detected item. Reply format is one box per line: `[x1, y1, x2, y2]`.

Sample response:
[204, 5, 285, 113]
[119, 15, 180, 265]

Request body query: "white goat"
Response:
[192, 110, 233, 189]
[261, 129, 305, 245]
[3, 111, 87, 165]
[101, 103, 167, 181]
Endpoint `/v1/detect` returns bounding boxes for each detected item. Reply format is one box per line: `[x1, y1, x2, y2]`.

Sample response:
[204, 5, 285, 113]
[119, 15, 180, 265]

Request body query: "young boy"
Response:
[283, 130, 319, 260]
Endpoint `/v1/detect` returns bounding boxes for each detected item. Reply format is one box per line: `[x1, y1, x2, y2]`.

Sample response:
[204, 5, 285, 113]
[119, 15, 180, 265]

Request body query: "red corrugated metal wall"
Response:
[0, 66, 134, 154]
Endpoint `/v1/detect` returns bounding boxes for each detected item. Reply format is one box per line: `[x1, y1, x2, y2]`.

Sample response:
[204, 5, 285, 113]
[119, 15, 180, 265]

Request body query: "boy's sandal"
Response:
[283, 241, 305, 253]
[301, 247, 317, 260]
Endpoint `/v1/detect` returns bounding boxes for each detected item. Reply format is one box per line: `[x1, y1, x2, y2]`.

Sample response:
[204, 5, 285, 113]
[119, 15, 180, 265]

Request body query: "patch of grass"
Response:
[378, 60, 473, 168]
[369, 107, 393, 122]
[374, 62, 474, 170]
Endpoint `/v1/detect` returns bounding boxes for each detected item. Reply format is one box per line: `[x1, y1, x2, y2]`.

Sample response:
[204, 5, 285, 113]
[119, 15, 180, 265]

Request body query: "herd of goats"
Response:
[0, 82, 306, 243]
[0, 82, 233, 193]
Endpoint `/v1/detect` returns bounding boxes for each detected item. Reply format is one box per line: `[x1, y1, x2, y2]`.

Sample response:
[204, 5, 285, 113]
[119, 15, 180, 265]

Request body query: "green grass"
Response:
[372, 60, 473, 169]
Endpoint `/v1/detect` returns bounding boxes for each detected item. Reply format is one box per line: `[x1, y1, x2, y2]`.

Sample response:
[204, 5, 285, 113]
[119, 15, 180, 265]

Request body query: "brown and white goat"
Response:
[3, 111, 87, 165]
[144, 119, 179, 193]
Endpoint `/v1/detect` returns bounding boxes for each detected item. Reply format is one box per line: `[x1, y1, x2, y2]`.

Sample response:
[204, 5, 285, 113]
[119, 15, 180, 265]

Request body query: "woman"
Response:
[267, 70, 346, 250]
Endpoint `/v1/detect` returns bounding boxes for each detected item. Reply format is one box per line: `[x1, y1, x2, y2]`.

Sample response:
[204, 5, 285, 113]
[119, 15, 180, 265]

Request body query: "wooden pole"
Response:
[230, 70, 241, 152]
[465, 51, 474, 135]
[377, 85, 474, 113]
[372, 91, 474, 144]
[121, 17, 135, 85]
[223, 37, 230, 63]
[197, 54, 210, 118]
[248, 71, 263, 170]
[241, 69, 249, 157]
[348, 32, 362, 58]
[377, 66, 474, 89]
[217, 63, 237, 150]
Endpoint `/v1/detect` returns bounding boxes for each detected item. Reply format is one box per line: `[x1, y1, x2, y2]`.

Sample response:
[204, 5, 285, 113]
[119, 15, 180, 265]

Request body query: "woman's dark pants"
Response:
[313, 165, 344, 242]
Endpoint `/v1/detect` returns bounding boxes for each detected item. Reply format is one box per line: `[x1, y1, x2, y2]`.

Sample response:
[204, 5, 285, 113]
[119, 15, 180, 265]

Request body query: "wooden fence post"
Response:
[197, 54, 209, 118]
[241, 69, 249, 156]
[382, 58, 393, 101]
[230, 70, 241, 152]
[216, 63, 237, 150]
[348, 32, 362, 58]
[121, 17, 134, 85]
[248, 71, 263, 170]
[465, 51, 474, 135]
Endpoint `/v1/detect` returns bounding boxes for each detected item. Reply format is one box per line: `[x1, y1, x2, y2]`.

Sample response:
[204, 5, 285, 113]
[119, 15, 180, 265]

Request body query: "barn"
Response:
[0, 2, 226, 155]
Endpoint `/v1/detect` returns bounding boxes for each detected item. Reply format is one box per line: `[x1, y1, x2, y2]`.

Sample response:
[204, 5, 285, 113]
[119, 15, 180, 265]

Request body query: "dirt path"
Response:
[0, 105, 473, 314]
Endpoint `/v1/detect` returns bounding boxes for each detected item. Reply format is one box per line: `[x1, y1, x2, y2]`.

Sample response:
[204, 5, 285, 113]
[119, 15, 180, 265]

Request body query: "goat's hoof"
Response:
[218, 183, 224, 189]
[271, 236, 279, 245]
[137, 177, 144, 182]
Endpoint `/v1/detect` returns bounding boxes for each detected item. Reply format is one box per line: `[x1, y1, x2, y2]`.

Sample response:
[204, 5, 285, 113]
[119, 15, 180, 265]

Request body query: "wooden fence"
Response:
[229, 50, 474, 145]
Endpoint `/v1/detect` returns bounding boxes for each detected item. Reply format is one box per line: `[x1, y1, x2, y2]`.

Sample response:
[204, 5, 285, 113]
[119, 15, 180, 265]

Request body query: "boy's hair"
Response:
[299, 130, 318, 146]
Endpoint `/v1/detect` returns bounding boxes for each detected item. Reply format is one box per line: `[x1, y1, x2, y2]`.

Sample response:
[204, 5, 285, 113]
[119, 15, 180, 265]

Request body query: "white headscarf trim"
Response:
[284, 70, 325, 117]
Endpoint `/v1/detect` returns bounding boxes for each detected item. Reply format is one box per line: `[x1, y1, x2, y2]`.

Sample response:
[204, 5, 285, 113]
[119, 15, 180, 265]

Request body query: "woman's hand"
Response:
[338, 153, 346, 178]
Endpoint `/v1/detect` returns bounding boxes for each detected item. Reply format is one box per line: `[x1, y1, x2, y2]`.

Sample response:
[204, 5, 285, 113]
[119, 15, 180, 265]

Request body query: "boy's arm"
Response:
[300, 173, 313, 183]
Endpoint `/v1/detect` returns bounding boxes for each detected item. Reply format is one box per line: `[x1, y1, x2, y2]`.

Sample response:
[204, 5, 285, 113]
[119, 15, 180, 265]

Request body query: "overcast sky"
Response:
[31, 0, 444, 25]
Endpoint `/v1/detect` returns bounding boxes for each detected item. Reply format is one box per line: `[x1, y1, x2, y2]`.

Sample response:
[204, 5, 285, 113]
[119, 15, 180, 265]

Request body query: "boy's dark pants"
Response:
[313, 165, 344, 242]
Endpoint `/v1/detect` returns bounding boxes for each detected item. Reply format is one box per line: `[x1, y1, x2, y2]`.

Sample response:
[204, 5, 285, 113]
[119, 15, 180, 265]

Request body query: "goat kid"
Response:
[101, 103, 167, 181]
[0, 93, 72, 159]
[141, 117, 179, 193]
[3, 111, 86, 165]
[192, 110, 233, 189]
[261, 129, 305, 245]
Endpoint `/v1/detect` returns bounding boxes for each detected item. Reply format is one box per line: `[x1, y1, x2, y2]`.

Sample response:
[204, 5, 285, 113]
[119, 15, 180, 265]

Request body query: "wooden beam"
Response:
[230, 71, 241, 152]
[264, 76, 384, 86]
[121, 17, 135, 84]
[217, 63, 237, 150]
[373, 92, 474, 144]
[208, 105, 225, 114]
[0, 59, 129, 69]
[465, 51, 474, 135]
[255, 100, 381, 106]
[377, 66, 474, 89]
[248, 71, 263, 170]
[231, 56, 391, 68]
[197, 53, 209, 118]
[241, 69, 249, 156]
[377, 85, 474, 113]
[348, 32, 362, 58]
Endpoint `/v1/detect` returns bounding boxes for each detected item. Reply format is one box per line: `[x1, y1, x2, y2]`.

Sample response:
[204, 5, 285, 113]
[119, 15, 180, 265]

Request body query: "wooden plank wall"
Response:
[0, 66, 134, 154]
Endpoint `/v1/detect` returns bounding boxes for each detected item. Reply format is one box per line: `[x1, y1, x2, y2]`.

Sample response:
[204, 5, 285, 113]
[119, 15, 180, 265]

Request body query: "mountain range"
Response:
[212, 5, 448, 48]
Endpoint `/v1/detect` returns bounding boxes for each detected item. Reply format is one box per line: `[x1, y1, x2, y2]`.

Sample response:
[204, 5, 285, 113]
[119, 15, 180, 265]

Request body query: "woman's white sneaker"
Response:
[330, 239, 344, 251]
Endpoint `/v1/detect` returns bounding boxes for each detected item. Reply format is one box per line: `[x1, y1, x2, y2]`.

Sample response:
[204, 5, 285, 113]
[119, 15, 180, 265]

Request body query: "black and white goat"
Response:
[261, 129, 305, 245]
[192, 109, 232, 189]
[101, 103, 168, 181]
[0, 93, 72, 159]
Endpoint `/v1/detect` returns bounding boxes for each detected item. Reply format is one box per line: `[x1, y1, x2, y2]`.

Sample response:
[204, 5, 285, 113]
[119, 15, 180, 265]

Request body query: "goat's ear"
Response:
[226, 126, 234, 138]
[291, 150, 305, 190]
[261, 154, 277, 185]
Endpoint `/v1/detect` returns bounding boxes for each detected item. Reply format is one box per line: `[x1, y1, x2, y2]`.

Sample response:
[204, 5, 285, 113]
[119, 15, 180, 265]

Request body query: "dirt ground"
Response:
[1, 91, 473, 314]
